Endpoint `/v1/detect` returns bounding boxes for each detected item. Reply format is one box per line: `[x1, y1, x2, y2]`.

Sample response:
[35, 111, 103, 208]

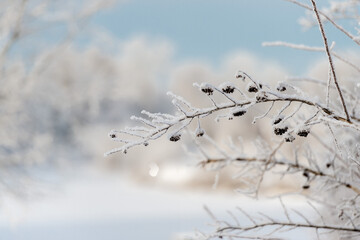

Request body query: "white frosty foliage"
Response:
[106, 0, 360, 239]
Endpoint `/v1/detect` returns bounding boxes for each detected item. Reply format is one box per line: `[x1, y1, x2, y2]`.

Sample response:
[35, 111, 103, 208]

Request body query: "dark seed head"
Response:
[248, 85, 258, 93]
[255, 92, 268, 102]
[201, 87, 213, 95]
[277, 86, 286, 92]
[169, 134, 181, 142]
[232, 110, 246, 117]
[222, 86, 235, 94]
[195, 128, 205, 137]
[273, 116, 283, 125]
[235, 72, 245, 80]
[297, 128, 310, 137]
[276, 83, 287, 92]
[284, 134, 295, 142]
[274, 126, 288, 135]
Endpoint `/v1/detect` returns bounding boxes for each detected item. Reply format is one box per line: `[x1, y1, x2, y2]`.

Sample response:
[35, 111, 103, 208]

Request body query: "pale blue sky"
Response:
[93, 0, 359, 74]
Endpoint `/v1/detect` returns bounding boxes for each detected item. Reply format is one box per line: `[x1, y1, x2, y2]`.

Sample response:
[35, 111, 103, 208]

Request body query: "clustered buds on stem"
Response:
[195, 127, 205, 137]
[277, 83, 287, 92]
[297, 127, 310, 137]
[284, 133, 295, 142]
[220, 82, 235, 94]
[232, 107, 247, 117]
[273, 115, 284, 125]
[200, 83, 214, 95]
[169, 133, 181, 142]
[273, 124, 289, 135]
[255, 91, 268, 102]
[247, 82, 258, 93]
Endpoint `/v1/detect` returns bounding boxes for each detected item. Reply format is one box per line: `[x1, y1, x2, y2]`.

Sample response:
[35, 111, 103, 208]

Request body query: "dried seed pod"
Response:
[297, 127, 310, 137]
[169, 133, 181, 142]
[200, 83, 214, 95]
[220, 82, 235, 94]
[276, 82, 287, 92]
[235, 71, 245, 80]
[232, 107, 247, 117]
[255, 91, 268, 101]
[284, 133, 295, 142]
[273, 124, 288, 135]
[195, 127, 205, 137]
[273, 115, 284, 125]
[247, 82, 258, 93]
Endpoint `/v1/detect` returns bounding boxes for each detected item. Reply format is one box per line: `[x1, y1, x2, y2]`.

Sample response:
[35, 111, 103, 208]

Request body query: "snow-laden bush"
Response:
[107, 0, 360, 239]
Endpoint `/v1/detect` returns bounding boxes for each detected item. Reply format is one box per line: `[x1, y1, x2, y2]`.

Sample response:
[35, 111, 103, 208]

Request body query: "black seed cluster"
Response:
[274, 126, 288, 135]
[201, 87, 214, 95]
[248, 85, 258, 93]
[235, 73, 244, 79]
[256, 92, 268, 102]
[233, 109, 247, 117]
[222, 86, 235, 94]
[285, 134, 295, 142]
[297, 129, 310, 137]
[170, 134, 181, 142]
[196, 128, 205, 137]
[273, 116, 283, 125]
[277, 86, 286, 92]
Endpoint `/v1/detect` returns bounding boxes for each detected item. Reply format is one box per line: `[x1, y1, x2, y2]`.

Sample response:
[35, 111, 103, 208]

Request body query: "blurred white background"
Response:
[0, 0, 359, 239]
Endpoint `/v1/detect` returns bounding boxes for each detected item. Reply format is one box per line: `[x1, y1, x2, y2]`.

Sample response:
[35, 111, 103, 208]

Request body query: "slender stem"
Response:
[218, 222, 360, 234]
[310, 0, 351, 122]
[284, 0, 360, 46]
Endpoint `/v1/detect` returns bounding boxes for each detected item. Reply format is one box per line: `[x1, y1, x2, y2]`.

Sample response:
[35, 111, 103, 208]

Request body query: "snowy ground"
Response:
[0, 168, 313, 240]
